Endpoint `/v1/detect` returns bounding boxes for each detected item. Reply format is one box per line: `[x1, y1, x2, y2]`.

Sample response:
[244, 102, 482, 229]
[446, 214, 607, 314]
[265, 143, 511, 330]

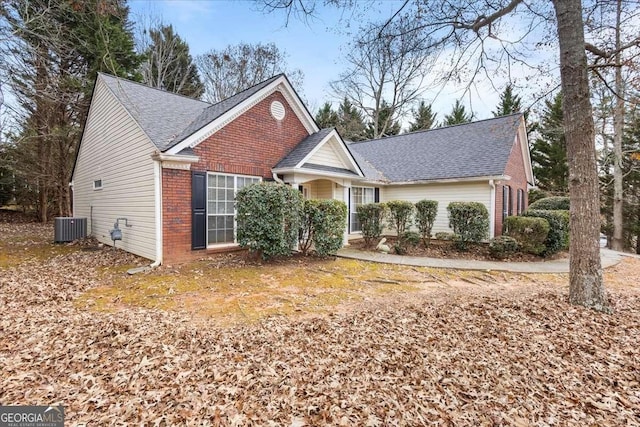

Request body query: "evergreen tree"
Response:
[408, 101, 437, 132]
[493, 84, 523, 117]
[141, 24, 204, 98]
[443, 100, 472, 126]
[531, 93, 568, 194]
[620, 111, 640, 252]
[336, 97, 366, 141]
[365, 100, 401, 139]
[315, 102, 339, 129]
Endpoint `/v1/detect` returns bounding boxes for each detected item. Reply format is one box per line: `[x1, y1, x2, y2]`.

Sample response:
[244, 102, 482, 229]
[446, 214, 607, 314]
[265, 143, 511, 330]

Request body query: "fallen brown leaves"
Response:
[0, 224, 639, 425]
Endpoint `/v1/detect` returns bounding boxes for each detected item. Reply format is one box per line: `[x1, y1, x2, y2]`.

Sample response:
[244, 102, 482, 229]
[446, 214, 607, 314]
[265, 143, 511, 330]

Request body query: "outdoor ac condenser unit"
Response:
[54, 217, 87, 243]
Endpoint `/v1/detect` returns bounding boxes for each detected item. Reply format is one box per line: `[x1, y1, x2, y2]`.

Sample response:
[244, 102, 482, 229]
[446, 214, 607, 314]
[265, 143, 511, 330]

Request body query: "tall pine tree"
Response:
[315, 102, 339, 129]
[531, 93, 568, 194]
[408, 101, 437, 132]
[493, 84, 523, 117]
[141, 24, 203, 98]
[443, 100, 472, 126]
[365, 100, 401, 139]
[336, 97, 366, 141]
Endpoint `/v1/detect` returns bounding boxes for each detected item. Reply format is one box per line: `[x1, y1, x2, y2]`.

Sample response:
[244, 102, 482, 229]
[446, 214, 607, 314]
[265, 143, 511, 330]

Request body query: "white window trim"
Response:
[93, 179, 103, 190]
[206, 172, 261, 247]
[350, 186, 375, 234]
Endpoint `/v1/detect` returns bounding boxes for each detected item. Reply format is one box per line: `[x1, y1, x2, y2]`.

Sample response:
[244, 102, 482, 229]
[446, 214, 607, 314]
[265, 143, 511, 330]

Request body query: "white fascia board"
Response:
[387, 175, 509, 186]
[151, 153, 199, 163]
[272, 167, 366, 181]
[166, 76, 319, 155]
[518, 117, 535, 185]
[295, 129, 364, 177]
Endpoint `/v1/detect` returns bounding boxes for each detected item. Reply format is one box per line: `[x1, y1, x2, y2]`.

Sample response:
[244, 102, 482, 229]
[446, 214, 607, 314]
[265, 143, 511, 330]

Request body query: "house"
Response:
[71, 73, 534, 264]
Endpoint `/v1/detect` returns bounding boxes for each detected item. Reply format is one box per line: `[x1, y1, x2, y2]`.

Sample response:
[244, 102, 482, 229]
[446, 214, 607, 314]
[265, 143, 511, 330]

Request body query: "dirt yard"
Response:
[0, 218, 638, 425]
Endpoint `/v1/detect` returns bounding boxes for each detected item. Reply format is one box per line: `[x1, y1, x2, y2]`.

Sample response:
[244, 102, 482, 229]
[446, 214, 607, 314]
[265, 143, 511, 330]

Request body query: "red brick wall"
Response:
[494, 132, 529, 236]
[162, 91, 310, 264]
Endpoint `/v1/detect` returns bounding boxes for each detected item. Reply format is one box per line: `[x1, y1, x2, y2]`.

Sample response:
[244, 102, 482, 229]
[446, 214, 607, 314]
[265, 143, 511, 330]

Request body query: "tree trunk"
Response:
[611, 0, 625, 251]
[553, 0, 607, 311]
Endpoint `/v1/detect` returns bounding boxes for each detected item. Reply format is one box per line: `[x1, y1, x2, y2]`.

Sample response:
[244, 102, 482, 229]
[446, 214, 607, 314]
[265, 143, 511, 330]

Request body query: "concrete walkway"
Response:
[337, 247, 631, 273]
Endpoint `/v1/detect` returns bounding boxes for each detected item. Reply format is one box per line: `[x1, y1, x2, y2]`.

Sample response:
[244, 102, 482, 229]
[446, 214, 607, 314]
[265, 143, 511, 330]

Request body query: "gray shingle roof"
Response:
[349, 114, 523, 182]
[275, 128, 333, 168]
[301, 163, 359, 176]
[99, 73, 284, 152]
[168, 74, 284, 150]
[99, 73, 210, 151]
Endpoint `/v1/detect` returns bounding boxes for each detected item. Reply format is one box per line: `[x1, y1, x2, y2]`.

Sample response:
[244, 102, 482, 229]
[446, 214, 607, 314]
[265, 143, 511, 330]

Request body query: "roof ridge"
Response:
[208, 73, 285, 109]
[350, 112, 524, 145]
[98, 72, 211, 106]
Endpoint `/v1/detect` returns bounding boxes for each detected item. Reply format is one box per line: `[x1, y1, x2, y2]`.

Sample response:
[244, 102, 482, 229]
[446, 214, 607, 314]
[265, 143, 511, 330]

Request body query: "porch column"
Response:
[343, 184, 350, 246]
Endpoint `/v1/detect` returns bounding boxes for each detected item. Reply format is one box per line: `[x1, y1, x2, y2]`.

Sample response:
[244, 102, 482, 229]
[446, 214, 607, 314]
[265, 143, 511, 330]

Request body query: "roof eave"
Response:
[272, 167, 365, 181]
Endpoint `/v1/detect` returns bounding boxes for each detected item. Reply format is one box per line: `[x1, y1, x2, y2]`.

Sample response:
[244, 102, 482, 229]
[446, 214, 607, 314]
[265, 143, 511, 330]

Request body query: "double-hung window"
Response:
[207, 173, 260, 245]
[350, 187, 375, 233]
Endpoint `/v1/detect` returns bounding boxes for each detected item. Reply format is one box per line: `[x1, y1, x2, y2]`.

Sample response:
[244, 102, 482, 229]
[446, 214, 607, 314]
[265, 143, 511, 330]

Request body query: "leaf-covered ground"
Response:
[0, 220, 639, 426]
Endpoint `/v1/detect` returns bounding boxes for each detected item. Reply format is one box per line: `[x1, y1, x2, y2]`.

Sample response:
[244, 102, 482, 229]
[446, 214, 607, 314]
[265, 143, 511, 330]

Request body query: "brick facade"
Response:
[494, 132, 529, 235]
[162, 91, 309, 264]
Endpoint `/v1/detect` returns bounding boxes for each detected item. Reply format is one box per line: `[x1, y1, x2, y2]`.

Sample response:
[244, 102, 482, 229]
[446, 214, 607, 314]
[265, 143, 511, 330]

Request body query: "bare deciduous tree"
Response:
[196, 42, 303, 103]
[331, 18, 436, 139]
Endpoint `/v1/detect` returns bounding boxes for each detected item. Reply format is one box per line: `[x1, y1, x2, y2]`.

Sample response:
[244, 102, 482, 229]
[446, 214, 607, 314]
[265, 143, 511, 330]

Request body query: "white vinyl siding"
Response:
[382, 182, 492, 237]
[206, 173, 260, 245]
[308, 140, 346, 169]
[72, 78, 157, 260]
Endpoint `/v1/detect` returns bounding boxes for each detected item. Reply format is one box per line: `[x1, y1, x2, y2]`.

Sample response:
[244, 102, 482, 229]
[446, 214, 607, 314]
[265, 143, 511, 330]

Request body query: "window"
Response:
[502, 185, 510, 222]
[350, 187, 375, 233]
[207, 173, 260, 245]
[516, 189, 523, 215]
[93, 179, 103, 190]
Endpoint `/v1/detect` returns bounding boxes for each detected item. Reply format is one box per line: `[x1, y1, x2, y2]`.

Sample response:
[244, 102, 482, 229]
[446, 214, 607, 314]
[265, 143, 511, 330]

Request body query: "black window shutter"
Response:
[192, 171, 207, 250]
[298, 185, 303, 192]
[374, 187, 380, 203]
[502, 185, 509, 222]
[509, 186, 514, 216]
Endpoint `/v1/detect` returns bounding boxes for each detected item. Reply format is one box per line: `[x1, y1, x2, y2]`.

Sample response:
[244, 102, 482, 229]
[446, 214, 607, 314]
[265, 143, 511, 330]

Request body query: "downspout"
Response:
[272, 171, 284, 184]
[489, 179, 496, 238]
[151, 160, 163, 267]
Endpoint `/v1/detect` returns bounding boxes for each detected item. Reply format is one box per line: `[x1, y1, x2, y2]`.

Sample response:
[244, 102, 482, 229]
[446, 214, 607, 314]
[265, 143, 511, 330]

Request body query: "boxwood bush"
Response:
[528, 196, 570, 211]
[447, 202, 489, 250]
[415, 200, 438, 246]
[356, 203, 387, 246]
[488, 235, 520, 259]
[503, 216, 550, 255]
[236, 183, 303, 259]
[522, 209, 570, 255]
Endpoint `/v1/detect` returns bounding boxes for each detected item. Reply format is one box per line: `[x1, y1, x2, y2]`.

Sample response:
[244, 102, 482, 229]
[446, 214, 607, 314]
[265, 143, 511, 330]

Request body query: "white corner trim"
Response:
[489, 179, 496, 238]
[153, 160, 163, 265]
[166, 76, 319, 155]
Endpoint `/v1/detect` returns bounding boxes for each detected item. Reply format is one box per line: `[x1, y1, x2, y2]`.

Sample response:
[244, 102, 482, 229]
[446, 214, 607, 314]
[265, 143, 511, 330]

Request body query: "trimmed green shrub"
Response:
[300, 199, 347, 256]
[489, 236, 520, 259]
[447, 202, 489, 250]
[387, 200, 415, 237]
[415, 199, 438, 246]
[236, 183, 303, 260]
[522, 209, 570, 255]
[435, 232, 457, 241]
[503, 216, 550, 255]
[356, 203, 387, 246]
[402, 231, 421, 247]
[528, 189, 549, 204]
[528, 196, 570, 211]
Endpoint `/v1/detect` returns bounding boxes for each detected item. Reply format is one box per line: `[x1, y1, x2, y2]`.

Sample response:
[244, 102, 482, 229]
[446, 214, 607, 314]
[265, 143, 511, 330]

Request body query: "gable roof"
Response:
[349, 113, 524, 183]
[275, 128, 333, 168]
[98, 73, 317, 154]
[168, 74, 283, 150]
[274, 128, 364, 178]
[99, 73, 210, 151]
